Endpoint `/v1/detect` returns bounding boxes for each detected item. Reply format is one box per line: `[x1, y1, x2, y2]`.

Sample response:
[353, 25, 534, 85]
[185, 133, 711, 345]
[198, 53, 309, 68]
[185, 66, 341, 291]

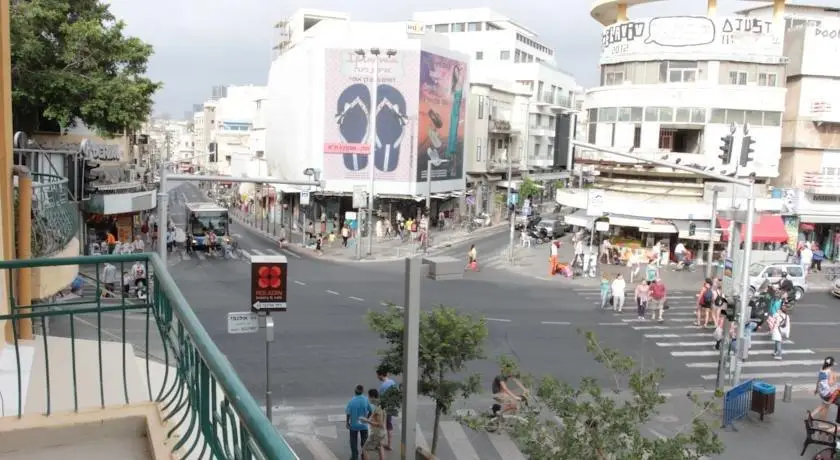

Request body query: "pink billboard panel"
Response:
[323, 49, 419, 182]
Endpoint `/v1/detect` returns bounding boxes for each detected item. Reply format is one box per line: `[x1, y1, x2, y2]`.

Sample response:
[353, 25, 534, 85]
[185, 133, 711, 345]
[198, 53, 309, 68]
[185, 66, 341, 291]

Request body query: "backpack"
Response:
[780, 314, 788, 329]
[651, 283, 665, 299]
[701, 289, 713, 306]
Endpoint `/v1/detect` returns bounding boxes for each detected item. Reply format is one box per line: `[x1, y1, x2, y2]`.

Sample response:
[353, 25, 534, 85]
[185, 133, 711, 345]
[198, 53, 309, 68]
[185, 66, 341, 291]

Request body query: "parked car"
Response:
[534, 219, 565, 240]
[832, 279, 840, 298]
[747, 262, 807, 300]
[515, 212, 541, 231]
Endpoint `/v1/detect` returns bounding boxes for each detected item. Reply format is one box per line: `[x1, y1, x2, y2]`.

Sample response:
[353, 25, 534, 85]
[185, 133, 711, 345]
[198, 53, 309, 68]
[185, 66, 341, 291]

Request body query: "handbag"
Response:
[713, 326, 724, 341]
[609, 295, 614, 306]
[663, 301, 671, 310]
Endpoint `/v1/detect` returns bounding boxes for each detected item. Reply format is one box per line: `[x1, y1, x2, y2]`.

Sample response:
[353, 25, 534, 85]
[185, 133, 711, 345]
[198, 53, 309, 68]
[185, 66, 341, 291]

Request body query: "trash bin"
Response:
[750, 380, 776, 421]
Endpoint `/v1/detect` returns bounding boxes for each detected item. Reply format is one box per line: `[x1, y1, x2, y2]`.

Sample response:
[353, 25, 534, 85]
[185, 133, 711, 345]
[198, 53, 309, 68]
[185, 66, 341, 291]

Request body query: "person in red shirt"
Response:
[648, 279, 667, 322]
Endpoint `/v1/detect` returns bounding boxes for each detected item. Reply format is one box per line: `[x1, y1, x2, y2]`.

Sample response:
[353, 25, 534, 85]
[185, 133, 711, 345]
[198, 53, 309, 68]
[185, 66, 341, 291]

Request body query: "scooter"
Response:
[673, 257, 697, 272]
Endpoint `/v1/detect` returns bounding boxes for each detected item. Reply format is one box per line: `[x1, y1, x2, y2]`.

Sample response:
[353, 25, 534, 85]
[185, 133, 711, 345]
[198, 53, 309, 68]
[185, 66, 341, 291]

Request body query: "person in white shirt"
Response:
[801, 244, 813, 275]
[769, 307, 790, 360]
[674, 242, 686, 264]
[133, 235, 145, 253]
[611, 274, 627, 312]
[600, 238, 612, 264]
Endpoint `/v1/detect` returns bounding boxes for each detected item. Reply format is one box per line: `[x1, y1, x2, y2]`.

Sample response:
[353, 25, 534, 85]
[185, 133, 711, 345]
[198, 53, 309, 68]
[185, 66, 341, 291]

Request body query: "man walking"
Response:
[649, 278, 667, 323]
[376, 368, 396, 451]
[346, 384, 371, 460]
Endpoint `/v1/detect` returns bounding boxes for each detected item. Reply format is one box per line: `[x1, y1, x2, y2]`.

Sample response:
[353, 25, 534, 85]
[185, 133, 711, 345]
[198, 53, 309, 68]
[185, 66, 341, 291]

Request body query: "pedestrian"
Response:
[611, 274, 626, 313]
[345, 384, 371, 460]
[696, 279, 714, 328]
[549, 241, 559, 276]
[648, 278, 667, 322]
[769, 307, 790, 360]
[341, 225, 350, 247]
[375, 368, 396, 451]
[801, 243, 813, 275]
[645, 260, 659, 282]
[635, 280, 650, 320]
[599, 273, 611, 309]
[628, 252, 640, 284]
[360, 389, 387, 460]
[813, 244, 825, 272]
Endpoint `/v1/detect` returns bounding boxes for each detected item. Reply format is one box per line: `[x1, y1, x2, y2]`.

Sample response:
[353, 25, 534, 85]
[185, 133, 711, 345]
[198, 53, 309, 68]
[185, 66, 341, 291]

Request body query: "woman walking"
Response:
[635, 280, 650, 320]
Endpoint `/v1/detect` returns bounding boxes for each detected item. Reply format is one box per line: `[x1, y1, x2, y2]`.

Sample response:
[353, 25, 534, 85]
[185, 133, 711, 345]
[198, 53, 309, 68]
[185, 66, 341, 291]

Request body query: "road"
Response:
[72, 180, 839, 459]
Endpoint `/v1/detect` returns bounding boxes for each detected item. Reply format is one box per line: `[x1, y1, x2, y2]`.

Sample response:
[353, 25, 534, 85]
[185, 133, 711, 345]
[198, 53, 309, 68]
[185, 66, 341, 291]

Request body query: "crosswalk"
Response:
[274, 407, 526, 460]
[571, 286, 822, 388]
[167, 247, 293, 264]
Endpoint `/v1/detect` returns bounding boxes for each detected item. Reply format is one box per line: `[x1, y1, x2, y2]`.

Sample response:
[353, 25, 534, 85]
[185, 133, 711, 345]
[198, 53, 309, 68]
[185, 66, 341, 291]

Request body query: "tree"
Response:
[518, 177, 542, 204]
[462, 330, 725, 460]
[11, 0, 162, 134]
[367, 305, 488, 454]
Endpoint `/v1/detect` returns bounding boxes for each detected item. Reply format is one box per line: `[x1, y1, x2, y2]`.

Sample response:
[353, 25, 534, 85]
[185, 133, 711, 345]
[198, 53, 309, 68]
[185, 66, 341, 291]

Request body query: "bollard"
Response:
[783, 383, 793, 403]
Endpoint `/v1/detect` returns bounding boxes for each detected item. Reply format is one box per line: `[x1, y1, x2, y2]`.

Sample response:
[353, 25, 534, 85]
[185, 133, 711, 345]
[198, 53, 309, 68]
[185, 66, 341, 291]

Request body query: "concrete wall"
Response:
[30, 237, 79, 301]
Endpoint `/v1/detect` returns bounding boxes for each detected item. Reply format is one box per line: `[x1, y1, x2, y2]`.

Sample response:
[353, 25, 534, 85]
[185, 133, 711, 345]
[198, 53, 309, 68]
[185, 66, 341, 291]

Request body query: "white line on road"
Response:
[598, 322, 628, 326]
[645, 333, 713, 338]
[250, 248, 265, 255]
[794, 322, 840, 326]
[701, 372, 815, 381]
[326, 290, 340, 295]
[687, 358, 823, 369]
[656, 339, 792, 347]
[672, 348, 813, 357]
[633, 325, 700, 330]
[541, 321, 571, 325]
[293, 280, 306, 286]
[349, 296, 365, 302]
[624, 317, 693, 323]
[486, 317, 512, 323]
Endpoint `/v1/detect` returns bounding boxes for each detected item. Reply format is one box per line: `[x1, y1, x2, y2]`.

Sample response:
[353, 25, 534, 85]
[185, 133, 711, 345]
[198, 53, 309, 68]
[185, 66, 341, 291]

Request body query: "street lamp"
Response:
[355, 47, 397, 257]
[302, 168, 321, 247]
[425, 159, 449, 253]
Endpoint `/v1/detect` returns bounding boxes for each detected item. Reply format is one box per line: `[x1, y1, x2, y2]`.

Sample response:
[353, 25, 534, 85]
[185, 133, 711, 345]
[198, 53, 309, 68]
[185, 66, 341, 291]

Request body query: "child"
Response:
[315, 233, 323, 255]
[813, 357, 840, 420]
[769, 307, 790, 360]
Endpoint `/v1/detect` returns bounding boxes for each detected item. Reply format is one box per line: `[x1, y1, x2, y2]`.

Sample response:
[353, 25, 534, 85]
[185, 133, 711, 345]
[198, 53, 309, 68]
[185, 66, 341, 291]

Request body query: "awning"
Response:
[672, 219, 722, 242]
[564, 209, 594, 228]
[718, 215, 788, 243]
[606, 215, 678, 233]
[800, 214, 840, 224]
[498, 180, 522, 190]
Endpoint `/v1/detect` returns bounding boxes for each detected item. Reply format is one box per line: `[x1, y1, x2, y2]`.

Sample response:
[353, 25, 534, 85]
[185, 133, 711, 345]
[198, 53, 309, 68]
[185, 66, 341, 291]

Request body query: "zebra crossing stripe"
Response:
[623, 317, 694, 323]
[701, 371, 815, 381]
[672, 349, 814, 358]
[687, 359, 824, 369]
[439, 421, 480, 460]
[656, 339, 793, 347]
[250, 248, 265, 255]
[633, 325, 702, 330]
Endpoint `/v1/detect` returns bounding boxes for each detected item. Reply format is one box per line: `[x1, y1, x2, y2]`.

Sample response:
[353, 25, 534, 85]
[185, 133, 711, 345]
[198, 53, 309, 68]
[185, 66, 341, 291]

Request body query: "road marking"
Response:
[624, 317, 693, 323]
[326, 290, 340, 296]
[672, 348, 813, 357]
[280, 248, 302, 259]
[415, 423, 430, 451]
[598, 322, 628, 326]
[349, 296, 364, 302]
[541, 321, 570, 325]
[486, 317, 512, 323]
[439, 421, 480, 460]
[294, 280, 306, 286]
[795, 322, 840, 326]
[487, 433, 527, 460]
[265, 248, 280, 255]
[688, 358, 823, 369]
[645, 333, 715, 338]
[701, 372, 815, 381]
[633, 325, 699, 330]
[656, 339, 793, 347]
[287, 434, 338, 460]
[250, 248, 265, 255]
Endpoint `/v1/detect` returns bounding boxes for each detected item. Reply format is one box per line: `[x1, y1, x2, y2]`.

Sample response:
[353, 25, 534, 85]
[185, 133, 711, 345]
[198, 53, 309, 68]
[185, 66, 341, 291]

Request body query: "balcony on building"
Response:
[803, 171, 840, 195]
[81, 164, 157, 216]
[0, 254, 300, 459]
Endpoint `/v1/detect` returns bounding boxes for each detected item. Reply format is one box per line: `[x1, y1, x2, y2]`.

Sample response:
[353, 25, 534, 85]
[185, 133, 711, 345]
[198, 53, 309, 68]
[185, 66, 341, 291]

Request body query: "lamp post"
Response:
[302, 168, 321, 247]
[425, 159, 449, 253]
[707, 185, 725, 279]
[355, 47, 397, 258]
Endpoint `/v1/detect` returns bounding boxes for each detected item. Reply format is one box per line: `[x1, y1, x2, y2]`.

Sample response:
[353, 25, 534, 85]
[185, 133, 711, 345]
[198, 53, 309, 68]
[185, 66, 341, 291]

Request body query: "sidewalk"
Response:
[230, 209, 507, 262]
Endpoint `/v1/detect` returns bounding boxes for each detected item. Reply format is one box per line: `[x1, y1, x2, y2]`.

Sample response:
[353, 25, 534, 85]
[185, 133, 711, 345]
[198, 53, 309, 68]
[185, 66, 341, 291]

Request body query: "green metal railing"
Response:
[13, 173, 77, 257]
[0, 253, 299, 460]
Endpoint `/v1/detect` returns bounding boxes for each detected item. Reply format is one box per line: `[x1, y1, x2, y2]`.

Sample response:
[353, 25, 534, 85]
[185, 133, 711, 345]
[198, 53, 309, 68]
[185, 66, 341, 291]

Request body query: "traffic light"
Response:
[82, 160, 100, 198]
[718, 134, 734, 165]
[688, 222, 696, 236]
[739, 135, 755, 167]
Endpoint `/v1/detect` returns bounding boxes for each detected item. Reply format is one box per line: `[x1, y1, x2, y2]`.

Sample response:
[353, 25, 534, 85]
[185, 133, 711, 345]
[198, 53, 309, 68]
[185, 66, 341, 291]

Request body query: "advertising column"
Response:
[416, 51, 468, 183]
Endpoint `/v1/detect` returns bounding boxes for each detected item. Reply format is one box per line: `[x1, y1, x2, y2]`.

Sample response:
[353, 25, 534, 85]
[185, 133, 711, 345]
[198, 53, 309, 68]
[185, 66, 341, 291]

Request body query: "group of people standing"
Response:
[600, 273, 669, 322]
[345, 368, 397, 460]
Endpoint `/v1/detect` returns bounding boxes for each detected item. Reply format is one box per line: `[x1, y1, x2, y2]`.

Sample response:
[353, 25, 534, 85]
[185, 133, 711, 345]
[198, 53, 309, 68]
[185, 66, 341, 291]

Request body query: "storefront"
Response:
[797, 217, 840, 261]
[82, 187, 157, 252]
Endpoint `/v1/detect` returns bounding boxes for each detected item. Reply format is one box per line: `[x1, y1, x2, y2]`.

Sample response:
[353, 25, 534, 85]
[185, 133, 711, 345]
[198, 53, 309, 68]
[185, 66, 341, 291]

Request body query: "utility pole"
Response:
[706, 187, 722, 279]
[157, 130, 172, 265]
[506, 147, 514, 261]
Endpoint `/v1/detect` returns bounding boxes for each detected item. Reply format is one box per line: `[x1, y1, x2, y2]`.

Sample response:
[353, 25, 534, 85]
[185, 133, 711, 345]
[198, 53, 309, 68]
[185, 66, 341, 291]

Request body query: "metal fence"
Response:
[0, 253, 299, 459]
[14, 173, 78, 257]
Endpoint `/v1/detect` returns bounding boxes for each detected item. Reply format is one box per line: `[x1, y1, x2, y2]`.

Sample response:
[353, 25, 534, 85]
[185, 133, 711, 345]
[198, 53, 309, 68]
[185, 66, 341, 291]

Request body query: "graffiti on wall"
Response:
[601, 16, 783, 62]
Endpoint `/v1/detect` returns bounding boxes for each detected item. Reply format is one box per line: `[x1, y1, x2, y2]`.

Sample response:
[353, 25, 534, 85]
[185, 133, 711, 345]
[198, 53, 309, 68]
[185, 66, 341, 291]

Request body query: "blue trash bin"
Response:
[751, 380, 776, 420]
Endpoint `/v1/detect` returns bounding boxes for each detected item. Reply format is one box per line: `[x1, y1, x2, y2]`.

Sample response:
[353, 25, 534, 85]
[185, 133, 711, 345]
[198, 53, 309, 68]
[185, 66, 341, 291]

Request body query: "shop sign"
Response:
[251, 255, 288, 313]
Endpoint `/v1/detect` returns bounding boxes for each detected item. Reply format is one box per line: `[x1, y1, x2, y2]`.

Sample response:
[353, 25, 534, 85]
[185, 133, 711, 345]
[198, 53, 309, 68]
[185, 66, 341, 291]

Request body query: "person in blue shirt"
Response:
[376, 368, 397, 451]
[346, 384, 372, 460]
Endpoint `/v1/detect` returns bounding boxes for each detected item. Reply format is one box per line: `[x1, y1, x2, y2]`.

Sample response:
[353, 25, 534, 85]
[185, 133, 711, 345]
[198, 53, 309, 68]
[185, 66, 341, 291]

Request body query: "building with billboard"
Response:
[556, 0, 790, 250]
[267, 9, 469, 225]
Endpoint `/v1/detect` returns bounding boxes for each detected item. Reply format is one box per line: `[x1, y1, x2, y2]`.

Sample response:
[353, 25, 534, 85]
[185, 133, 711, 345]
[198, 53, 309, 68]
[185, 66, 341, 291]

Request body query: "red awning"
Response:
[718, 215, 788, 243]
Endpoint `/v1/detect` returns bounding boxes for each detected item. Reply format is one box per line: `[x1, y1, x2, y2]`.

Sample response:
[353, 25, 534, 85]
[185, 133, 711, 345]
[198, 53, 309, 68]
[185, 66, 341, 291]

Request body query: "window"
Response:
[548, 144, 553, 155]
[758, 73, 777, 87]
[467, 22, 481, 31]
[659, 61, 698, 83]
[500, 50, 510, 60]
[726, 109, 745, 125]
[746, 110, 763, 125]
[588, 123, 597, 144]
[676, 108, 691, 123]
[605, 72, 624, 86]
[598, 107, 617, 122]
[763, 111, 782, 126]
[691, 108, 706, 123]
[644, 107, 673, 122]
[659, 128, 675, 150]
[675, 107, 707, 123]
[477, 96, 484, 119]
[475, 51, 484, 60]
[514, 50, 522, 62]
[633, 126, 642, 148]
[617, 107, 632, 122]
[630, 107, 643, 122]
[587, 108, 598, 123]
[451, 23, 465, 32]
[476, 137, 482, 161]
[434, 24, 448, 33]
[710, 109, 726, 123]
[728, 71, 748, 85]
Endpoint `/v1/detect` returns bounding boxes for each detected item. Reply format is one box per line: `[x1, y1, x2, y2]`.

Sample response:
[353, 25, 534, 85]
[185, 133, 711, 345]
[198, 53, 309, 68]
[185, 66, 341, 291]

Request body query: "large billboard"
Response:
[601, 16, 784, 64]
[416, 51, 468, 183]
[323, 49, 419, 182]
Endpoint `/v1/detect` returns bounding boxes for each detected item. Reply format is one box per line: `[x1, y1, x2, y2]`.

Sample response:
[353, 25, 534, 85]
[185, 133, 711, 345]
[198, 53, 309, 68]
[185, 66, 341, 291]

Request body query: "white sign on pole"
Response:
[300, 190, 310, 206]
[227, 312, 259, 334]
[595, 221, 610, 232]
[586, 189, 605, 217]
[352, 185, 366, 208]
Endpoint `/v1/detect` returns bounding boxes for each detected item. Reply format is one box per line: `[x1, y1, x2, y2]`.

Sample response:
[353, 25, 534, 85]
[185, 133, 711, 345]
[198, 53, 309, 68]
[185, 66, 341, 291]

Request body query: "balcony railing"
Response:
[0, 253, 299, 459]
[803, 172, 840, 194]
[14, 173, 78, 258]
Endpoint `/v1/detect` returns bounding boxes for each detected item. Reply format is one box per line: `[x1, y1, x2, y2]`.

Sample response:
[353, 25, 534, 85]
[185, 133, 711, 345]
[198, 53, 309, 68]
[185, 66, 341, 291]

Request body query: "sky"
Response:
[105, 0, 835, 118]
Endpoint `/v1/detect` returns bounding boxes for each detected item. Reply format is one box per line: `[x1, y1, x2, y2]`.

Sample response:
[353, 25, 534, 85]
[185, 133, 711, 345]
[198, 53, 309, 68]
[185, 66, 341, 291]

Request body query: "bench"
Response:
[802, 411, 839, 456]
[422, 256, 463, 281]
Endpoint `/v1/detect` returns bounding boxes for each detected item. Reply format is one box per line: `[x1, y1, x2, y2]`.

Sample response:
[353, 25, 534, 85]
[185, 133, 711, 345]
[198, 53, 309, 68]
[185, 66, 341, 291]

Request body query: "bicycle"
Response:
[483, 391, 531, 433]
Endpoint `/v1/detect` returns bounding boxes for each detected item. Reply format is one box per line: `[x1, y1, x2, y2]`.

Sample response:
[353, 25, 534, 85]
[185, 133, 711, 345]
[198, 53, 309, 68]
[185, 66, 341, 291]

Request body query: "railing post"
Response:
[15, 170, 33, 339]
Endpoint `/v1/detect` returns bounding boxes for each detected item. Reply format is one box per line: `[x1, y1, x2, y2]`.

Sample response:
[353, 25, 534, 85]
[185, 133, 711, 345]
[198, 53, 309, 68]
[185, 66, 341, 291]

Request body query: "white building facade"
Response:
[267, 9, 471, 223]
[557, 1, 790, 243]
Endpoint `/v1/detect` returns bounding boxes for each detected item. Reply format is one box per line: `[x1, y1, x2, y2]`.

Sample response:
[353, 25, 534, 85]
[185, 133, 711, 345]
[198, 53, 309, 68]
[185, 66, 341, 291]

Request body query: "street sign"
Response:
[250, 255, 288, 312]
[227, 312, 259, 334]
[300, 190, 311, 206]
[586, 189, 605, 217]
[595, 221, 609, 232]
[352, 185, 366, 208]
[723, 258, 734, 296]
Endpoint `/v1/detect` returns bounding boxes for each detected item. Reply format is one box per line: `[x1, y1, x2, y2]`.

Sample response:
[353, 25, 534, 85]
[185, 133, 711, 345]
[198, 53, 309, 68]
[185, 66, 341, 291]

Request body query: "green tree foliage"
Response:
[462, 330, 725, 460]
[10, 0, 161, 133]
[367, 305, 488, 454]
[518, 177, 542, 204]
